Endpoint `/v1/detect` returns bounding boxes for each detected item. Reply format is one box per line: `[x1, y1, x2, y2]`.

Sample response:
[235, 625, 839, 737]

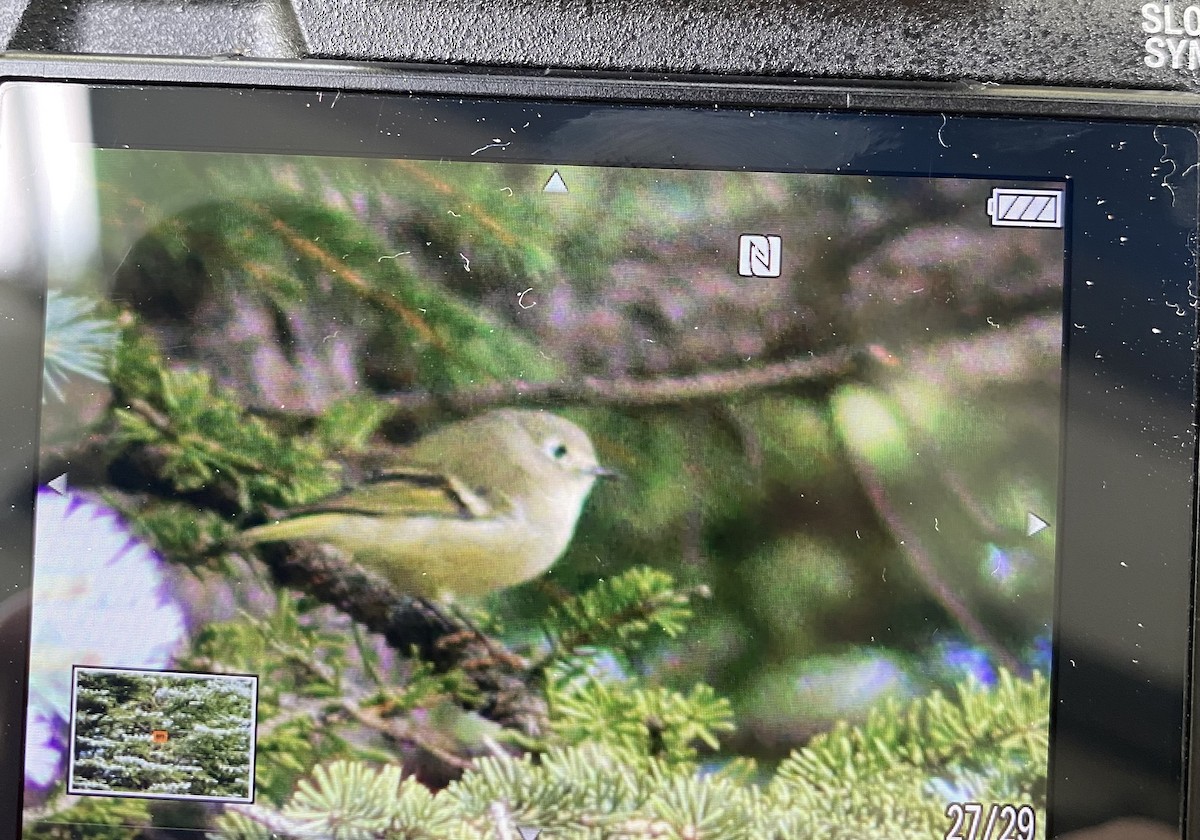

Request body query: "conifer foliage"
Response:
[212, 672, 1047, 839]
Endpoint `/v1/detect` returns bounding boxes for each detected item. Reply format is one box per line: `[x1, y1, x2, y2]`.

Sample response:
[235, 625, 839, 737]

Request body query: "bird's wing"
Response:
[293, 468, 496, 520]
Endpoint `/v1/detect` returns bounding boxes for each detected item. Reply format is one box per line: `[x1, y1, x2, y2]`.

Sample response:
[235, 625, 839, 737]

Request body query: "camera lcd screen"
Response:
[0, 80, 1195, 839]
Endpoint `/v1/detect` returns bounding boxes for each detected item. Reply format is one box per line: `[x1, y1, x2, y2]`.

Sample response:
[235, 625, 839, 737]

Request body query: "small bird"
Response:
[243, 409, 612, 598]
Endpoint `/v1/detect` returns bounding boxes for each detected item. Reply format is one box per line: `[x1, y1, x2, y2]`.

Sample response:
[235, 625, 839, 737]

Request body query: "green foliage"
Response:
[540, 566, 701, 663]
[210, 672, 1048, 840]
[547, 670, 734, 764]
[218, 760, 460, 840]
[109, 325, 340, 512]
[376, 655, 476, 716]
[768, 670, 1048, 838]
[183, 596, 388, 806]
[187, 592, 349, 702]
[126, 500, 237, 562]
[315, 395, 393, 453]
[258, 200, 560, 388]
[778, 670, 1048, 789]
[252, 715, 341, 807]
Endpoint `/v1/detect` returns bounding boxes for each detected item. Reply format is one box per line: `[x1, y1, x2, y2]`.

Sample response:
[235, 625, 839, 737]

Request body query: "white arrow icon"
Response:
[543, 170, 569, 194]
[1026, 512, 1050, 537]
[48, 473, 68, 496]
[517, 828, 542, 840]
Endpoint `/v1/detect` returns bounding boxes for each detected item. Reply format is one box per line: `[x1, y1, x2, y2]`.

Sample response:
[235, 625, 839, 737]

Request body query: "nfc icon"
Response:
[738, 234, 782, 278]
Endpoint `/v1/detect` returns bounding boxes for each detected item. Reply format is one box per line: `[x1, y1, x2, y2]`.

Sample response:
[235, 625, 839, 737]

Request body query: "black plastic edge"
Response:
[0, 52, 1199, 123]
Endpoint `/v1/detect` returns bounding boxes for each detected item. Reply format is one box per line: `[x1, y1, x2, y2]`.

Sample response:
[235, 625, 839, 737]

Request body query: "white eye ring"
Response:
[548, 441, 569, 460]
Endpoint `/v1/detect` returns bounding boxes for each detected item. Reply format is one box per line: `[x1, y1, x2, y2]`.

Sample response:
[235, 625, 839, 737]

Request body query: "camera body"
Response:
[0, 0, 1193, 92]
[2, 4, 1199, 840]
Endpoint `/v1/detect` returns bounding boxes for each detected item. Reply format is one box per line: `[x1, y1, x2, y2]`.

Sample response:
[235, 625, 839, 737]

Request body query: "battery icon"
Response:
[987, 188, 1064, 228]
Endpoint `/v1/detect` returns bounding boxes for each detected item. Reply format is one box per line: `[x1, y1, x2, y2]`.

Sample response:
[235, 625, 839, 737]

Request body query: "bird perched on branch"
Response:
[243, 409, 613, 598]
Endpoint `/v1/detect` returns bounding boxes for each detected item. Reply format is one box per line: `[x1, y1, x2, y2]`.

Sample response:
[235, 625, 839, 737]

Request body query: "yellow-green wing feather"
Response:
[243, 468, 496, 545]
[300, 469, 492, 519]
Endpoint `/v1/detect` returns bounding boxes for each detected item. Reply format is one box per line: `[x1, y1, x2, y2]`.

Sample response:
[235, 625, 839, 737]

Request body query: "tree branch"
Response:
[258, 540, 547, 737]
[339, 699, 475, 772]
[366, 313, 1057, 419]
[385, 347, 861, 417]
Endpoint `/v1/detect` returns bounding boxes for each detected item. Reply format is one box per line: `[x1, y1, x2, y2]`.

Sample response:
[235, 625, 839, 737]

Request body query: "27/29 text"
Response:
[944, 802, 1037, 840]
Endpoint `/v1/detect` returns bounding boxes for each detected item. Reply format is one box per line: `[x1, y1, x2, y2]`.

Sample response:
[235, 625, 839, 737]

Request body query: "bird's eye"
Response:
[552, 443, 568, 459]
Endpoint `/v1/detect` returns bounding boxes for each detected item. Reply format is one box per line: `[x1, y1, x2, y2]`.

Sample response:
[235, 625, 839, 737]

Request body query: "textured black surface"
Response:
[0, 0, 1195, 92]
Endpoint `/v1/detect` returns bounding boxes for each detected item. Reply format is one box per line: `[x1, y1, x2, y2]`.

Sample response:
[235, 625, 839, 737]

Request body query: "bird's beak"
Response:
[588, 465, 622, 480]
